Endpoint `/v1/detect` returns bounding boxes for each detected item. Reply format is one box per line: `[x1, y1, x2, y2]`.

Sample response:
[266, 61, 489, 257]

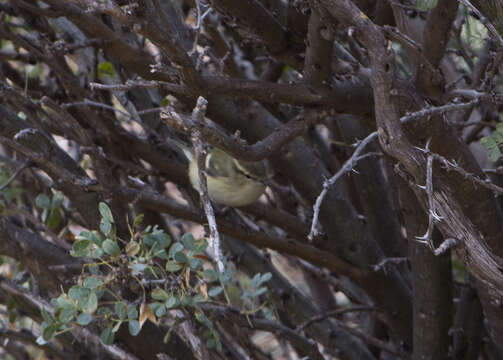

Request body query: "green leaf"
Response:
[81, 292, 98, 314]
[100, 218, 112, 237]
[102, 239, 121, 256]
[204, 269, 218, 282]
[83, 277, 103, 289]
[41, 308, 52, 323]
[35, 194, 51, 209]
[194, 238, 209, 253]
[57, 305, 76, 323]
[97, 61, 116, 78]
[131, 263, 147, 274]
[220, 268, 231, 283]
[179, 294, 193, 306]
[481, 136, 502, 162]
[91, 247, 104, 259]
[69, 286, 90, 302]
[99, 202, 114, 223]
[189, 258, 203, 270]
[97, 307, 111, 317]
[241, 290, 253, 300]
[149, 302, 163, 315]
[481, 136, 497, 149]
[71, 240, 93, 257]
[127, 305, 138, 320]
[144, 230, 171, 249]
[208, 286, 223, 297]
[133, 214, 144, 228]
[181, 233, 196, 250]
[126, 240, 140, 257]
[46, 208, 61, 230]
[155, 249, 169, 260]
[250, 273, 261, 288]
[115, 302, 128, 320]
[254, 286, 267, 297]
[51, 191, 64, 209]
[42, 323, 59, 341]
[493, 130, 503, 144]
[100, 327, 115, 345]
[264, 308, 274, 320]
[488, 147, 501, 162]
[168, 242, 184, 259]
[165, 296, 177, 309]
[193, 294, 206, 303]
[152, 288, 169, 301]
[174, 251, 187, 264]
[161, 96, 172, 107]
[260, 272, 272, 285]
[77, 313, 93, 325]
[77, 231, 102, 246]
[128, 320, 141, 336]
[166, 260, 183, 273]
[417, 0, 437, 11]
[154, 303, 166, 317]
[195, 310, 211, 327]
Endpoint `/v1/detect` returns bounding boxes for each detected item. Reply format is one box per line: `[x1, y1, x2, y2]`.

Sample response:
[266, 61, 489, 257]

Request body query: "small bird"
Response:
[186, 147, 267, 207]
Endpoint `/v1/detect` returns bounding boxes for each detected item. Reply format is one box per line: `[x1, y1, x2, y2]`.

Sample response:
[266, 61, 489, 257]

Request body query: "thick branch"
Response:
[116, 185, 363, 279]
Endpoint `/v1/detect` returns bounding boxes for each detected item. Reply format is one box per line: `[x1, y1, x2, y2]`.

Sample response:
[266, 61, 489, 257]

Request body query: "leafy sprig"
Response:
[40, 202, 272, 351]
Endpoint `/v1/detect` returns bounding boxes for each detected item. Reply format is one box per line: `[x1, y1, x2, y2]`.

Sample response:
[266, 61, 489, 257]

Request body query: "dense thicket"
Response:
[0, 0, 503, 359]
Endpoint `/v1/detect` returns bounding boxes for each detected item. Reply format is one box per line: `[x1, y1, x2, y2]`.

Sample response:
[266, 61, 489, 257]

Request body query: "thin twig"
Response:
[62, 99, 132, 118]
[296, 305, 376, 332]
[434, 237, 459, 256]
[429, 150, 503, 195]
[190, 97, 225, 273]
[90, 80, 186, 94]
[0, 160, 31, 192]
[308, 99, 481, 241]
[400, 99, 480, 122]
[62, 99, 163, 119]
[372, 257, 409, 272]
[308, 134, 378, 241]
[383, 25, 441, 83]
[190, 0, 212, 55]
[415, 139, 440, 250]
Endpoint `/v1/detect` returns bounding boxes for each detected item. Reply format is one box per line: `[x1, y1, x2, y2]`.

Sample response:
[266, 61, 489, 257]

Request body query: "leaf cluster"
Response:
[40, 203, 272, 351]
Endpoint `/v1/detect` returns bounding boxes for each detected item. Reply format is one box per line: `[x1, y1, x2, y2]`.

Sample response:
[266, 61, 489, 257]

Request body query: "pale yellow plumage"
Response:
[187, 148, 266, 207]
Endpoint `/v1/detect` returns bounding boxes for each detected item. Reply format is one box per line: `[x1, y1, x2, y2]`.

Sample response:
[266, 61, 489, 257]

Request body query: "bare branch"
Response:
[162, 107, 311, 161]
[308, 133, 379, 241]
[295, 305, 376, 332]
[189, 96, 225, 272]
[434, 237, 459, 256]
[0, 160, 31, 192]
